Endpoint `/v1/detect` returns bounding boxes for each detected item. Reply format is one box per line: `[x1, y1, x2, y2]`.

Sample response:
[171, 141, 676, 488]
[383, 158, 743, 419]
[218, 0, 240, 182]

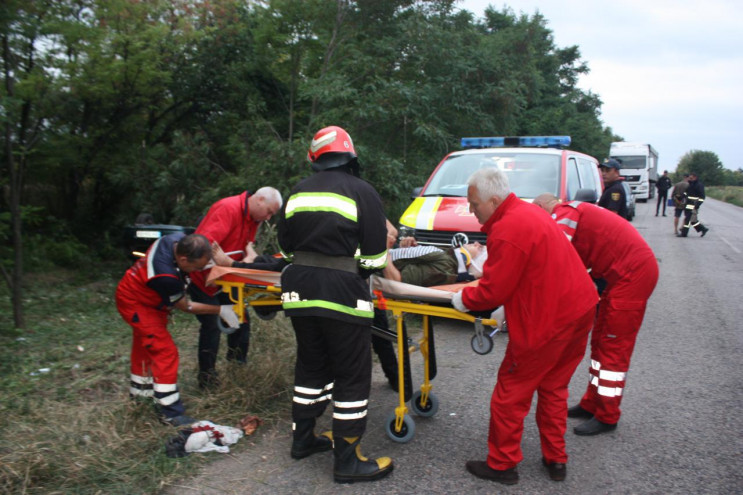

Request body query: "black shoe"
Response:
[567, 404, 593, 419]
[655, 213, 658, 216]
[465, 460, 518, 485]
[701, 227, 709, 237]
[542, 458, 566, 481]
[334, 437, 393, 483]
[574, 417, 617, 436]
[291, 418, 333, 460]
[676, 233, 687, 238]
[663, 214, 667, 216]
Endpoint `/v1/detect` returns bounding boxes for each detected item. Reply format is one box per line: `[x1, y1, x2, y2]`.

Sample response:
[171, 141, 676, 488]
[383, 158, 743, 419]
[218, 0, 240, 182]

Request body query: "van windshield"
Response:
[612, 155, 647, 169]
[424, 152, 561, 199]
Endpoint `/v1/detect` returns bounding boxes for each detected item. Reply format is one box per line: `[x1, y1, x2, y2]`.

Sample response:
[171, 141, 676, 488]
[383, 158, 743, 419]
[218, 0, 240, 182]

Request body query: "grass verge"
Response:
[707, 186, 743, 208]
[0, 262, 296, 494]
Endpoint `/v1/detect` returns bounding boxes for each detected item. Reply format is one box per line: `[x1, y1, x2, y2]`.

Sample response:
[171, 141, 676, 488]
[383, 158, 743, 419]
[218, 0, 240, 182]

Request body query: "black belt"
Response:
[292, 251, 358, 273]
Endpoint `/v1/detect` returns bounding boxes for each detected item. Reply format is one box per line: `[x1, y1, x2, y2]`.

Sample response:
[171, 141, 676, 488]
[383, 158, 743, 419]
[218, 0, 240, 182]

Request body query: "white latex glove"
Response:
[451, 291, 469, 313]
[219, 305, 240, 331]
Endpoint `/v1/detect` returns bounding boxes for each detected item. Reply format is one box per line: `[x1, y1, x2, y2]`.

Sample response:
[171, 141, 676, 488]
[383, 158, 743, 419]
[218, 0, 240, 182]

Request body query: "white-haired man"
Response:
[451, 168, 597, 485]
[188, 186, 283, 389]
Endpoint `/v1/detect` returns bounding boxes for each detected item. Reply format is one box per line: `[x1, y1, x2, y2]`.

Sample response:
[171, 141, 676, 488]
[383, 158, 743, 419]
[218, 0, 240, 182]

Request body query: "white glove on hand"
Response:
[451, 291, 469, 313]
[219, 305, 240, 333]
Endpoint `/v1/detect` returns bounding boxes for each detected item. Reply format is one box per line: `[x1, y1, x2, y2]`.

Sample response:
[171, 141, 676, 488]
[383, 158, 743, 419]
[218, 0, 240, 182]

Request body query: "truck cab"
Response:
[609, 142, 659, 202]
[399, 136, 603, 246]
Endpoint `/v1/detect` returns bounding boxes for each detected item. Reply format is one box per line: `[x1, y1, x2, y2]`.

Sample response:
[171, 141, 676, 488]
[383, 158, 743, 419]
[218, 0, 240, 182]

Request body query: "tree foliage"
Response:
[3, 0, 630, 326]
[676, 150, 728, 185]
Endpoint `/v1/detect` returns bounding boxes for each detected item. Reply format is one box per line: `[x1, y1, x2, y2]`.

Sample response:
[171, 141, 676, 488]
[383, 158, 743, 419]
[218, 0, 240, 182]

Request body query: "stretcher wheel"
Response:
[410, 391, 439, 418]
[471, 334, 493, 355]
[253, 306, 277, 321]
[217, 318, 239, 335]
[384, 411, 416, 443]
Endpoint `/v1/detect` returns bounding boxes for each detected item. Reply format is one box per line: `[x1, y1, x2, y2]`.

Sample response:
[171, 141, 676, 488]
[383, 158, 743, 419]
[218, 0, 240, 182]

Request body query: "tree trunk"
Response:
[3, 33, 25, 329]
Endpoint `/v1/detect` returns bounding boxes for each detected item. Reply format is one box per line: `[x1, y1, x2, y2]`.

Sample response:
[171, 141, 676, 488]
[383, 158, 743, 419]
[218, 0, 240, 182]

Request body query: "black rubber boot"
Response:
[333, 437, 393, 483]
[290, 418, 332, 459]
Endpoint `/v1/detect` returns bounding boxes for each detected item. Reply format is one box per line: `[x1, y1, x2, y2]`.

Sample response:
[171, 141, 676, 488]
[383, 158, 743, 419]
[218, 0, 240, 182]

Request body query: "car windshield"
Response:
[612, 155, 646, 169]
[424, 152, 561, 198]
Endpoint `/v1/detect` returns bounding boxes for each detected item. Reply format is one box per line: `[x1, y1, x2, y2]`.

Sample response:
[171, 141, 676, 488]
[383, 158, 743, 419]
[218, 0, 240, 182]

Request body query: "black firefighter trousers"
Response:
[290, 316, 371, 439]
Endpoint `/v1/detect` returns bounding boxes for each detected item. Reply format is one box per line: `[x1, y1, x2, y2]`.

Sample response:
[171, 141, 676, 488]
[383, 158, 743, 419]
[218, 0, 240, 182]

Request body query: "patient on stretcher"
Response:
[383, 239, 487, 287]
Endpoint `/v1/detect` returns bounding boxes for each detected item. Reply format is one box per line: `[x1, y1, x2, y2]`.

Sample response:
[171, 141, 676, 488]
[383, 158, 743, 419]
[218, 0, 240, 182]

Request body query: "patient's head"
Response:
[463, 242, 488, 278]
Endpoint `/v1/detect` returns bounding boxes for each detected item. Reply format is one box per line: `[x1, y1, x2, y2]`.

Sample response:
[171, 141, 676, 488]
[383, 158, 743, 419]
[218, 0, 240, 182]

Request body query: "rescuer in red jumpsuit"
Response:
[188, 187, 282, 388]
[116, 233, 239, 426]
[452, 168, 598, 485]
[533, 194, 659, 436]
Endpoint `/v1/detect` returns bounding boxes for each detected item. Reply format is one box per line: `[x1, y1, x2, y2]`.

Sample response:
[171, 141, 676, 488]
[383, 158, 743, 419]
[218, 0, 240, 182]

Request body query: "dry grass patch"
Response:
[0, 262, 296, 494]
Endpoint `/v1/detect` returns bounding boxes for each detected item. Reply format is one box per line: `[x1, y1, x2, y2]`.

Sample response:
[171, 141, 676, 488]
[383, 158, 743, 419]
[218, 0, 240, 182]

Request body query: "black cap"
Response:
[599, 158, 621, 170]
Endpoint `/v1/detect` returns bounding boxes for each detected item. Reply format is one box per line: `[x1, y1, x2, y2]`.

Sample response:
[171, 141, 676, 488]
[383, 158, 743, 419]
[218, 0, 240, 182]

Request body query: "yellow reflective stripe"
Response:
[281, 298, 374, 318]
[399, 197, 442, 230]
[285, 193, 357, 221]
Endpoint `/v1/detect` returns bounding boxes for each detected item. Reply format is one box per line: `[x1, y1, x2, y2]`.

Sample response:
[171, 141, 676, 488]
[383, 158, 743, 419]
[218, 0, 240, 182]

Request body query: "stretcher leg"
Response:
[411, 315, 439, 417]
[386, 309, 416, 443]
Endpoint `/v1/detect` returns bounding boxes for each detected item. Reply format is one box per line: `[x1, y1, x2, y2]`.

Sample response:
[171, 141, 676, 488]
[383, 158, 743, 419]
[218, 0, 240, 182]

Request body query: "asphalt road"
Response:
[163, 198, 743, 495]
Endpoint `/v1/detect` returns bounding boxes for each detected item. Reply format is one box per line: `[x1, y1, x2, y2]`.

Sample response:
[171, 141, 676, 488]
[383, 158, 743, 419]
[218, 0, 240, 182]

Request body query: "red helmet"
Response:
[307, 126, 357, 171]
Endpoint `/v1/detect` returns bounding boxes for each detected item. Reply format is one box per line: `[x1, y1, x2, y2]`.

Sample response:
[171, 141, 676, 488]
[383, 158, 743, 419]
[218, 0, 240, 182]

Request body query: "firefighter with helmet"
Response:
[277, 126, 393, 483]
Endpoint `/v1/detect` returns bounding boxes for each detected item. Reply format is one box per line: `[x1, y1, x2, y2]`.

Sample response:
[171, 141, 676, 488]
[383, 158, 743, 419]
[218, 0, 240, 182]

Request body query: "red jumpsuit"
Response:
[553, 201, 658, 424]
[115, 233, 188, 419]
[461, 194, 598, 469]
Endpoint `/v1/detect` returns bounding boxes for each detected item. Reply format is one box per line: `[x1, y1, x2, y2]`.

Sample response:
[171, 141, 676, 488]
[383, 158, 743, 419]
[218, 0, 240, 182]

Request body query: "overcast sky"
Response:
[458, 0, 743, 172]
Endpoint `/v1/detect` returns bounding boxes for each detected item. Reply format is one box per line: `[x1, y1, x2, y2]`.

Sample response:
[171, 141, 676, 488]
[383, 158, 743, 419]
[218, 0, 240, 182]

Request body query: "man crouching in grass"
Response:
[115, 233, 240, 427]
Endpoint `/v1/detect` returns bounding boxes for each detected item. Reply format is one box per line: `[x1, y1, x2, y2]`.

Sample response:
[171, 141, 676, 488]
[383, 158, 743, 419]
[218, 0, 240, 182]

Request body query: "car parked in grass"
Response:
[398, 136, 604, 246]
[122, 214, 195, 260]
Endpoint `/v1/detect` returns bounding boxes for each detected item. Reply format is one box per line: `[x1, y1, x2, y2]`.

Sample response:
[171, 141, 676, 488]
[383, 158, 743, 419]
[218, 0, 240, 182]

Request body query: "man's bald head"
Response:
[533, 193, 561, 214]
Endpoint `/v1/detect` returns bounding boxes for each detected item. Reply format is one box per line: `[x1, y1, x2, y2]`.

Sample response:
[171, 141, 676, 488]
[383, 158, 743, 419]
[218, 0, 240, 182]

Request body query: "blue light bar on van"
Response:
[460, 136, 571, 149]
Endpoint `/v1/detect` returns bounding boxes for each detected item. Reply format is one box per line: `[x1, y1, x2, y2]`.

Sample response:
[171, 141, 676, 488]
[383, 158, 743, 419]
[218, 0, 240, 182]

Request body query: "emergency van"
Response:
[399, 136, 603, 246]
[609, 142, 658, 202]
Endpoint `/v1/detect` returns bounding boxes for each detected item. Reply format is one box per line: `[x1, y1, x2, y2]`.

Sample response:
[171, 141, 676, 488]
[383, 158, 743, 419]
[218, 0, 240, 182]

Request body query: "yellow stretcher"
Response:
[207, 267, 501, 443]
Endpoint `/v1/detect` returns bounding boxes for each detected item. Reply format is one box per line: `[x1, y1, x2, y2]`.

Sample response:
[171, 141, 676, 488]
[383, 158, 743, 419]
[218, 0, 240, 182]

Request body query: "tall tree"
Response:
[677, 150, 726, 185]
[1, 0, 63, 328]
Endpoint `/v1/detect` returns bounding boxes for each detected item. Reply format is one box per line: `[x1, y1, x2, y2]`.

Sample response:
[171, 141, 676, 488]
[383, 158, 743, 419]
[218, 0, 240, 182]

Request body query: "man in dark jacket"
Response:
[655, 170, 673, 216]
[277, 126, 393, 483]
[598, 159, 628, 219]
[678, 172, 710, 237]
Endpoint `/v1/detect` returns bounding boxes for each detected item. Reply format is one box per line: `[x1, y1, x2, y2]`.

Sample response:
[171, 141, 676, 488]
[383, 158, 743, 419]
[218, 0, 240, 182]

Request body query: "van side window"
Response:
[566, 158, 581, 200]
[577, 158, 598, 193]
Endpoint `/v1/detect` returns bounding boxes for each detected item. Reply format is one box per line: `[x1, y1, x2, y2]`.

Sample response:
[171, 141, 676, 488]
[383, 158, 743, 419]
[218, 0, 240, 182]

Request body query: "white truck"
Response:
[609, 142, 659, 202]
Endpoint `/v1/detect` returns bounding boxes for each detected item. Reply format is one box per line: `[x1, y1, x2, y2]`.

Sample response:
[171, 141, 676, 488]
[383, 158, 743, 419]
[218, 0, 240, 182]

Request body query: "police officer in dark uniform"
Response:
[277, 126, 393, 483]
[678, 172, 710, 237]
[598, 159, 628, 219]
[655, 170, 673, 216]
